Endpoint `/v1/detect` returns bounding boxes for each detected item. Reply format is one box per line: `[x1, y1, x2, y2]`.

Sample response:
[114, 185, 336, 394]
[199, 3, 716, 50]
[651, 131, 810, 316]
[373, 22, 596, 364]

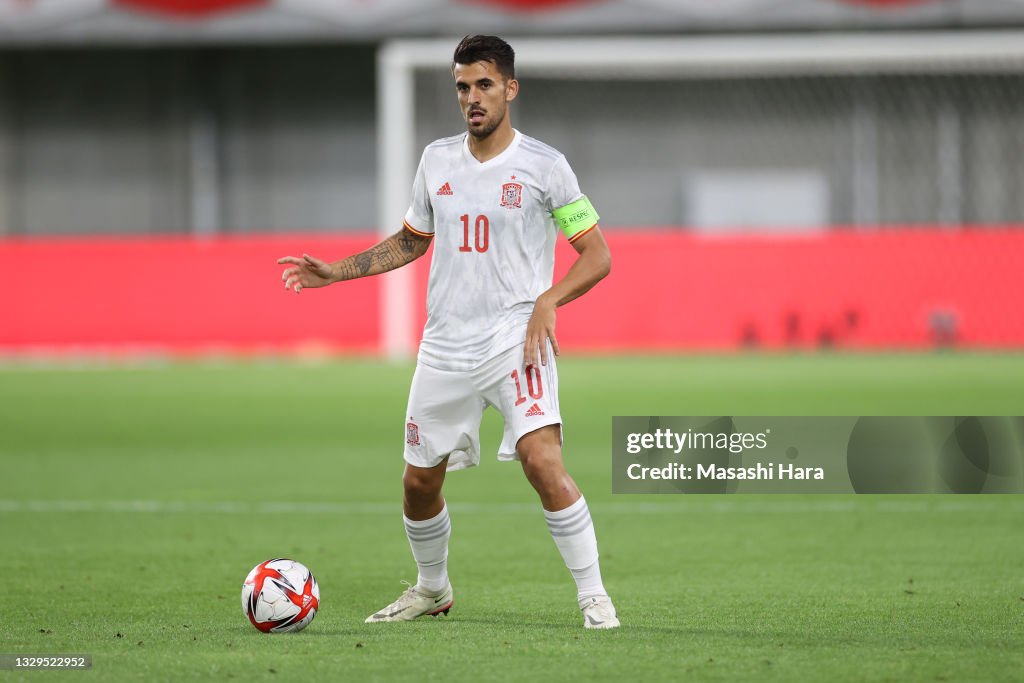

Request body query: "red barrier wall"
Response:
[0, 235, 385, 355]
[553, 230, 1024, 351]
[2, 230, 1022, 355]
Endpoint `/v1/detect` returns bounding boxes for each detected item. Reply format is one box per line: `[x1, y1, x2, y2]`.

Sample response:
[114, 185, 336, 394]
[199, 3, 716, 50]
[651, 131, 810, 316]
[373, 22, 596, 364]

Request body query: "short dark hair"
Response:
[452, 35, 515, 82]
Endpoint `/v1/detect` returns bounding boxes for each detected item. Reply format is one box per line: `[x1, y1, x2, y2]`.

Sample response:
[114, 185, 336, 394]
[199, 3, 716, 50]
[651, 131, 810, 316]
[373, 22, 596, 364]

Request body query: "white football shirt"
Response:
[403, 129, 592, 371]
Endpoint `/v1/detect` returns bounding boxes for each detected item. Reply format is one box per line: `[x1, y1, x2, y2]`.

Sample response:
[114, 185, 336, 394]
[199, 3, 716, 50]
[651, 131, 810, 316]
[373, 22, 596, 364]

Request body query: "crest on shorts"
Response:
[406, 421, 420, 445]
[500, 181, 523, 209]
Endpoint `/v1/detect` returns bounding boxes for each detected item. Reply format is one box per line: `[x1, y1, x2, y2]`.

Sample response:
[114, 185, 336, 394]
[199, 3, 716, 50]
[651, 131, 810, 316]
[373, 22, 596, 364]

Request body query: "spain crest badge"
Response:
[500, 181, 523, 209]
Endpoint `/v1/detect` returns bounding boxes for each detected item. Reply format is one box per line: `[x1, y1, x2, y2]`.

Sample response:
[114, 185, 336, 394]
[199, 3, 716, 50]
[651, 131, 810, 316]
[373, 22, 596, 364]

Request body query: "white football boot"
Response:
[580, 595, 620, 630]
[364, 581, 454, 623]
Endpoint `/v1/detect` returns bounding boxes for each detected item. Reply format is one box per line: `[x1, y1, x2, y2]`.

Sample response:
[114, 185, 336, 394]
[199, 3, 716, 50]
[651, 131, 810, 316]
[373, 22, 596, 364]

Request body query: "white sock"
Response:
[543, 496, 608, 603]
[403, 504, 451, 594]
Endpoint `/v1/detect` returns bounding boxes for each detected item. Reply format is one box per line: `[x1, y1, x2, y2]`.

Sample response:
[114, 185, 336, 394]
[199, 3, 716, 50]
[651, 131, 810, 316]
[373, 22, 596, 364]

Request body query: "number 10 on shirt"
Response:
[459, 214, 489, 253]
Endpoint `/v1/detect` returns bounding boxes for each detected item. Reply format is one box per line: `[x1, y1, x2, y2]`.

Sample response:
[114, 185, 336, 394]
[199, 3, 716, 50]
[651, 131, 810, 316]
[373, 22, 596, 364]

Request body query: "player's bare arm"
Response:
[278, 227, 432, 293]
[524, 227, 611, 368]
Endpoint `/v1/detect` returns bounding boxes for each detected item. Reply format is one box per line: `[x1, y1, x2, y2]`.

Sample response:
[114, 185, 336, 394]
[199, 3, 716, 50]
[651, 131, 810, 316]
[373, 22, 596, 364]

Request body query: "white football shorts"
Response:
[403, 342, 562, 471]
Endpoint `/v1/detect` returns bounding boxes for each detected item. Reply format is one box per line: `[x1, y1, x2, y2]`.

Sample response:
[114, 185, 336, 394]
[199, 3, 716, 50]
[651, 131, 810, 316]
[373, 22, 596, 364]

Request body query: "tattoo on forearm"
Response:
[398, 233, 416, 256]
[373, 245, 399, 271]
[335, 231, 430, 281]
[355, 252, 373, 275]
[335, 261, 357, 281]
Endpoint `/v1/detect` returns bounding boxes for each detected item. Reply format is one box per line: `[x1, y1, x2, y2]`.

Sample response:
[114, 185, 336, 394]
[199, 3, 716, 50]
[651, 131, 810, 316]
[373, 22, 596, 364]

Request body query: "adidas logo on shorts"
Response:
[525, 403, 545, 417]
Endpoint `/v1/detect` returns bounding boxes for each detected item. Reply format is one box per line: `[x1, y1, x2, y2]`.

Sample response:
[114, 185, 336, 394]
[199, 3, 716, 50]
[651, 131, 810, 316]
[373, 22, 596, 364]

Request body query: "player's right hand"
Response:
[278, 254, 335, 293]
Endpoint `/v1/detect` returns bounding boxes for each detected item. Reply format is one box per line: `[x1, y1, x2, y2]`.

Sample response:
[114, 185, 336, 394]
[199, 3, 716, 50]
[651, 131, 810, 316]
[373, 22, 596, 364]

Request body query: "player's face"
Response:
[453, 60, 518, 139]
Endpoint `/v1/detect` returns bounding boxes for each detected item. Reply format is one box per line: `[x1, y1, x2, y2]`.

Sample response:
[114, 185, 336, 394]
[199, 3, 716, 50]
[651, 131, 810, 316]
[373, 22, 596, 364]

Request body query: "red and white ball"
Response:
[241, 558, 320, 633]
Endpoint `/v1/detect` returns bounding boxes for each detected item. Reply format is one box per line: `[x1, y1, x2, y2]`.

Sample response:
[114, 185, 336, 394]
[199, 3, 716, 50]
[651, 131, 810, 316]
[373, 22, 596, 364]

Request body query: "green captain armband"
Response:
[553, 196, 600, 242]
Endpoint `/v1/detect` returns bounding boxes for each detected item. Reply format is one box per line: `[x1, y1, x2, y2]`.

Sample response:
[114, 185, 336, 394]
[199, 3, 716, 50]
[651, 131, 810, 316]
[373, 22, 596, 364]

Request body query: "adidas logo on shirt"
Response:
[436, 182, 454, 196]
[525, 403, 545, 417]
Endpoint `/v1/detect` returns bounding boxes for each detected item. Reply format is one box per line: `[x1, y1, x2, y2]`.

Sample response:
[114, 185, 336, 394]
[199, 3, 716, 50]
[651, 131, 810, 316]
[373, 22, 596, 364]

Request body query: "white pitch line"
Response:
[0, 499, 1020, 515]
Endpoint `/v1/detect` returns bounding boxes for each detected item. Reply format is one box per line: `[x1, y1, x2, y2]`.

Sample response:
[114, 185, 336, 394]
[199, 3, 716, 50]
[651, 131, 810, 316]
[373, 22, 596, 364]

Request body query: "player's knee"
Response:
[519, 446, 565, 486]
[403, 466, 443, 501]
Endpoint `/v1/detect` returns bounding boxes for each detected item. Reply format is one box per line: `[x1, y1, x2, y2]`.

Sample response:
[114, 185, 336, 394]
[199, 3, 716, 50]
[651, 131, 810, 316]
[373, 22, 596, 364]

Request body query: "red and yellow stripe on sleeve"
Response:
[403, 220, 433, 238]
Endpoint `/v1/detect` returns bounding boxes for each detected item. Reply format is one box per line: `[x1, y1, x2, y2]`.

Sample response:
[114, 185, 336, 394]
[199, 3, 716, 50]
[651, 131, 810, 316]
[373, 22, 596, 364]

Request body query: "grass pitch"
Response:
[1, 354, 1023, 682]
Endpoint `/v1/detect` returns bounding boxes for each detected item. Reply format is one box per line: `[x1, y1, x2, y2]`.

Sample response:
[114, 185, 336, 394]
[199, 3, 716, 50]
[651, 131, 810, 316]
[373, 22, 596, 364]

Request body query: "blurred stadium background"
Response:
[2, 0, 1024, 355]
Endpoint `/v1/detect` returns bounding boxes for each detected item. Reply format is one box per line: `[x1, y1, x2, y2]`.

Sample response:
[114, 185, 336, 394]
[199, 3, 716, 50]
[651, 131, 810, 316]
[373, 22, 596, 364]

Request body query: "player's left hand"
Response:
[525, 295, 560, 368]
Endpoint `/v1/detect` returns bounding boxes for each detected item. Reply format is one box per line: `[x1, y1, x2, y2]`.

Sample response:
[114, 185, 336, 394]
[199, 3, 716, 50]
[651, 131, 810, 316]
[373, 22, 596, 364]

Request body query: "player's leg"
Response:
[517, 427, 619, 629]
[482, 343, 619, 628]
[366, 363, 483, 623]
[363, 459, 454, 623]
[403, 459, 447, 520]
[402, 459, 450, 593]
[516, 424, 577, 509]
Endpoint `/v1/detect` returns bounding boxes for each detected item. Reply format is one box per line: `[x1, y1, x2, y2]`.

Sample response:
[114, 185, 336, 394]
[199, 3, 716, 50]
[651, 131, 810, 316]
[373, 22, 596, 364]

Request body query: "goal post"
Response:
[377, 31, 1024, 359]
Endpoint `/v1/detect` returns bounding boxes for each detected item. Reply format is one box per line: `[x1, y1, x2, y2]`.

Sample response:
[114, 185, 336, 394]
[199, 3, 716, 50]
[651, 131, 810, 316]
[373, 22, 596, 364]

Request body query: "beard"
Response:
[467, 107, 505, 139]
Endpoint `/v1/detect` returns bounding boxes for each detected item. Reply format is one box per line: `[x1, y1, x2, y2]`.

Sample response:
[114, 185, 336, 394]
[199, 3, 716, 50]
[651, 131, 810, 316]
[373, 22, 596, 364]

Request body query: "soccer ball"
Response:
[241, 558, 320, 633]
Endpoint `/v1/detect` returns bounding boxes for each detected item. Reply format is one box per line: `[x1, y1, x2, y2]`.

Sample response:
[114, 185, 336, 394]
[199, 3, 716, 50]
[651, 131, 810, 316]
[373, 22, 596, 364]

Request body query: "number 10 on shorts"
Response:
[511, 366, 543, 406]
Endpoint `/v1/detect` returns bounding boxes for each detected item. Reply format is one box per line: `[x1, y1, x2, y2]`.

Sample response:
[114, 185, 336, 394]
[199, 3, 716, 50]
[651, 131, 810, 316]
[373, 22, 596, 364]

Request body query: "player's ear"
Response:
[505, 78, 519, 103]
